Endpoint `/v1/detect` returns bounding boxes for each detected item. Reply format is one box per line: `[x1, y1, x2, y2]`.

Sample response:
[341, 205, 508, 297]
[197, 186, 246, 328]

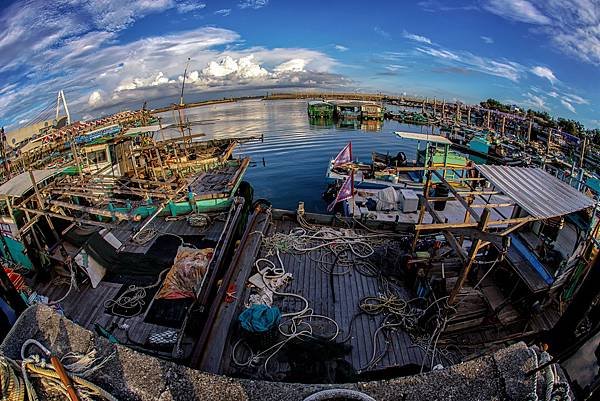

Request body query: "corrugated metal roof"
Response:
[475, 165, 595, 219]
[0, 169, 60, 198]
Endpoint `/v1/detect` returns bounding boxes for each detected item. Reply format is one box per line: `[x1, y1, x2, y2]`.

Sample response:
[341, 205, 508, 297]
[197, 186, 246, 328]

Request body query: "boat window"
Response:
[86, 149, 108, 164]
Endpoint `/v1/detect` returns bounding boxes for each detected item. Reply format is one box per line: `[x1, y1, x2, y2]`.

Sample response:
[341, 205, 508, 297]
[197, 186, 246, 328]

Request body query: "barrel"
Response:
[433, 184, 449, 211]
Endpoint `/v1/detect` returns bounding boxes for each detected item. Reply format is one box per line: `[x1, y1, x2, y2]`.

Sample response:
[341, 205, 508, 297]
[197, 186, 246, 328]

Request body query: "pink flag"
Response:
[333, 142, 352, 166]
[327, 171, 354, 212]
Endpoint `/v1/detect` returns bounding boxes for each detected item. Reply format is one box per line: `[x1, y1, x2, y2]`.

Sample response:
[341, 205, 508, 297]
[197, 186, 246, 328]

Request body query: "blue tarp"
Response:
[510, 234, 555, 285]
[239, 304, 281, 333]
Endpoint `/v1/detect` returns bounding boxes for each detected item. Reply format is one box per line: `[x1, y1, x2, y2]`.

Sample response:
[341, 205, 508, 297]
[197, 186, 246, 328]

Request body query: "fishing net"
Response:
[154, 246, 213, 300]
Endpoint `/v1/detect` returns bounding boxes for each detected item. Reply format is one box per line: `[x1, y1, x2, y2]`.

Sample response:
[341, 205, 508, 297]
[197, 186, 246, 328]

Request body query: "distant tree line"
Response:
[480, 98, 600, 145]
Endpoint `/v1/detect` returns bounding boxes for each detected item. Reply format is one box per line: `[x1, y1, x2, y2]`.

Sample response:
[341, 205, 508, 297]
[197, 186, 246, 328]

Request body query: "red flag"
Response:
[333, 142, 352, 166]
[327, 171, 354, 212]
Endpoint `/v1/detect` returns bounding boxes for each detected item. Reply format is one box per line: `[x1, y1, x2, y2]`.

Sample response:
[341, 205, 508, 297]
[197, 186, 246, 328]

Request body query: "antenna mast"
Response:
[179, 57, 191, 106]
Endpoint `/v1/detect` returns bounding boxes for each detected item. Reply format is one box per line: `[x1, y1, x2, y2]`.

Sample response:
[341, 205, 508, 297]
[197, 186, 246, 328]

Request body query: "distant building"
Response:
[6, 116, 68, 148]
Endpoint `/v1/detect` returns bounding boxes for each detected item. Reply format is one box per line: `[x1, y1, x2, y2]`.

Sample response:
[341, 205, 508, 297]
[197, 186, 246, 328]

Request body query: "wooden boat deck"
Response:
[109, 216, 226, 254]
[35, 280, 172, 347]
[199, 209, 432, 380]
[33, 201, 245, 360]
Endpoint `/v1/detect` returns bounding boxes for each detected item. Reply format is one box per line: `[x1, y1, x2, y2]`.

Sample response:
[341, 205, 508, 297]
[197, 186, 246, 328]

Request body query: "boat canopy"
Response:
[394, 131, 452, 145]
[0, 169, 60, 198]
[475, 165, 596, 219]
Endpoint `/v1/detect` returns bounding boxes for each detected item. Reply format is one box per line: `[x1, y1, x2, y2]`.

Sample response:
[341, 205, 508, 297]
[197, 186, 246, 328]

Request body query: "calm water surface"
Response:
[160, 99, 438, 212]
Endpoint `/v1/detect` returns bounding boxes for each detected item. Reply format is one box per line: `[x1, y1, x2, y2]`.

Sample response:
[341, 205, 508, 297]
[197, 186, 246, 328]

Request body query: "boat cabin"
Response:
[395, 131, 468, 183]
[307, 101, 334, 119]
[360, 103, 384, 121]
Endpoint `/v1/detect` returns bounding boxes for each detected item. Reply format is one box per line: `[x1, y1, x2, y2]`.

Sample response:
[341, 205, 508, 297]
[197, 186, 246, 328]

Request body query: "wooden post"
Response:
[411, 168, 432, 252]
[527, 120, 532, 143]
[467, 108, 471, 126]
[29, 170, 61, 243]
[486, 110, 491, 129]
[547, 128, 552, 159]
[442, 100, 446, 120]
[579, 136, 587, 170]
[448, 208, 491, 305]
[501, 116, 506, 136]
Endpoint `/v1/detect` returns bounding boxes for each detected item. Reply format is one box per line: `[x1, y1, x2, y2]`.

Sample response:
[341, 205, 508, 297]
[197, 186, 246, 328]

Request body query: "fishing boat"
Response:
[326, 132, 469, 190]
[190, 165, 597, 385]
[331, 101, 362, 120]
[360, 103, 384, 121]
[307, 100, 334, 119]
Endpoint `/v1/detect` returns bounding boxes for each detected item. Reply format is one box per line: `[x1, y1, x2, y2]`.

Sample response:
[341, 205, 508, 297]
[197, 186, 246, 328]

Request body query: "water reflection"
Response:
[308, 117, 334, 129]
[158, 99, 438, 212]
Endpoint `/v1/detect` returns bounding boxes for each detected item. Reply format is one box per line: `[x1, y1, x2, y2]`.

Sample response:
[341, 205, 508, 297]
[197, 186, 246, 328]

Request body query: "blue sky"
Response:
[0, 0, 599, 130]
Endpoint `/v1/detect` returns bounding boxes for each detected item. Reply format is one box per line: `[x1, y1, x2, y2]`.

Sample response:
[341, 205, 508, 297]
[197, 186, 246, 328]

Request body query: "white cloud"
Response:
[402, 31, 431, 45]
[18, 119, 29, 125]
[116, 71, 176, 92]
[176, 2, 206, 13]
[415, 44, 526, 82]
[524, 92, 547, 109]
[416, 47, 460, 61]
[385, 65, 406, 71]
[274, 59, 307, 73]
[0, 15, 343, 125]
[374, 26, 391, 39]
[530, 66, 558, 84]
[334, 44, 349, 52]
[560, 99, 576, 113]
[88, 90, 104, 107]
[214, 9, 231, 16]
[481, 36, 494, 44]
[403, 31, 432, 44]
[563, 93, 588, 105]
[482, 0, 551, 24]
[201, 55, 269, 79]
[482, 1, 600, 66]
[238, 0, 269, 9]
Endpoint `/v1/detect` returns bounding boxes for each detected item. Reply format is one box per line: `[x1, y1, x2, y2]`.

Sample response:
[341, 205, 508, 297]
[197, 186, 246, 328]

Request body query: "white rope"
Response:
[103, 268, 169, 317]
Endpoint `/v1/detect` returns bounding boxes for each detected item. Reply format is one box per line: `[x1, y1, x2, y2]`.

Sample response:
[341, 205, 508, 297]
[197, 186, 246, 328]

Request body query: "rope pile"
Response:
[0, 339, 117, 401]
[103, 268, 169, 317]
[233, 246, 340, 376]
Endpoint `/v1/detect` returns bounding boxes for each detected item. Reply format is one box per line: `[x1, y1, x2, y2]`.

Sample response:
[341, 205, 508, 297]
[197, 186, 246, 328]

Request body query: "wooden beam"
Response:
[449, 209, 491, 305]
[17, 207, 114, 228]
[422, 196, 468, 262]
[443, 227, 505, 249]
[392, 165, 474, 173]
[432, 170, 481, 222]
[471, 202, 515, 209]
[47, 199, 140, 221]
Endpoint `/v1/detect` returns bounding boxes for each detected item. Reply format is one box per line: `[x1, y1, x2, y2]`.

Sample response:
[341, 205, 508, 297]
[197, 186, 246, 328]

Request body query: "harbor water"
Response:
[159, 99, 439, 212]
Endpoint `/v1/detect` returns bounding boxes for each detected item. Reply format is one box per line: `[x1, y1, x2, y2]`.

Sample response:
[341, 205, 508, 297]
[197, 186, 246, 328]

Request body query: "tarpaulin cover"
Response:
[239, 304, 281, 333]
[65, 226, 180, 276]
[155, 246, 213, 300]
[376, 186, 399, 211]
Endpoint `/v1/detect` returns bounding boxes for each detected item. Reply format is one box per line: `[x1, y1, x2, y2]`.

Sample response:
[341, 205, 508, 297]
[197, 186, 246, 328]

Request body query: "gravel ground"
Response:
[1, 305, 540, 401]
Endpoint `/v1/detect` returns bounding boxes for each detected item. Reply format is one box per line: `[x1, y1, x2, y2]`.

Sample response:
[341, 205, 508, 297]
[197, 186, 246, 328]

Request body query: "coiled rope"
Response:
[103, 268, 169, 317]
[0, 340, 117, 401]
[233, 246, 340, 375]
